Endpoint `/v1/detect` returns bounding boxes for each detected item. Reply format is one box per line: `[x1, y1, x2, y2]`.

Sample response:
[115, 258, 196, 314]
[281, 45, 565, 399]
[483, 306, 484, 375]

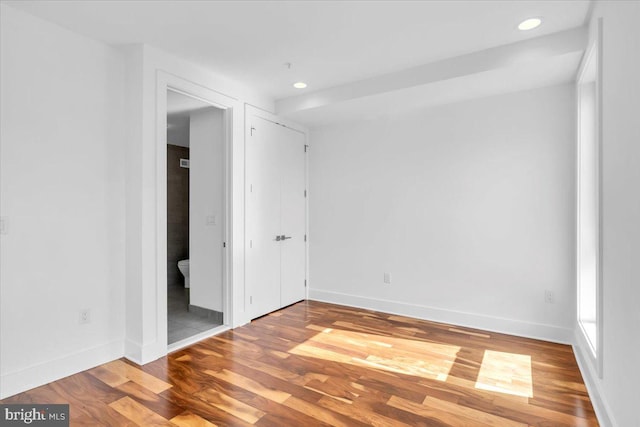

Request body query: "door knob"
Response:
[275, 235, 281, 241]
[281, 235, 292, 240]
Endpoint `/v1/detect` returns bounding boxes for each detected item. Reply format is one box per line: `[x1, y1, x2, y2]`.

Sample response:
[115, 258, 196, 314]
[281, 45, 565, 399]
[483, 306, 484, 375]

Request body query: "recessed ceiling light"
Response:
[518, 18, 542, 31]
[293, 82, 307, 89]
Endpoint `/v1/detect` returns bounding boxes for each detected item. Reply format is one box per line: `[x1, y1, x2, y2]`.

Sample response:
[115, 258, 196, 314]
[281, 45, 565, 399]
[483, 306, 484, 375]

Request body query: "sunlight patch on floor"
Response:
[475, 350, 533, 398]
[290, 328, 460, 381]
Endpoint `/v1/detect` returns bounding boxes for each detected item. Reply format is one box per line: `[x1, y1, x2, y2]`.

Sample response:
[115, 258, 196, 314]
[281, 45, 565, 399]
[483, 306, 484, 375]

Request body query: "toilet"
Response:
[177, 259, 190, 288]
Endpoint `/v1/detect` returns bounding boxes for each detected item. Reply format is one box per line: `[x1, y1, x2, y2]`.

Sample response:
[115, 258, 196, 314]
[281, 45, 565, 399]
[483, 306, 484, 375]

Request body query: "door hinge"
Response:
[305, 280, 307, 287]
[223, 242, 226, 248]
[304, 144, 309, 153]
[304, 234, 307, 242]
[250, 126, 256, 136]
[249, 239, 253, 248]
[304, 190, 307, 197]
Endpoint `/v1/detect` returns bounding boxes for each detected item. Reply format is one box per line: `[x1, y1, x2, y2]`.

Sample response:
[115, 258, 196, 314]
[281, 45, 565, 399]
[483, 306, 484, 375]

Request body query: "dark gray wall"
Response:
[167, 144, 189, 287]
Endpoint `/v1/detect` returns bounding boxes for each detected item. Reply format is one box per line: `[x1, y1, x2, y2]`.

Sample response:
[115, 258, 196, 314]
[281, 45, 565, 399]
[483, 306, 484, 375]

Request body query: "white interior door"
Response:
[246, 118, 283, 318]
[246, 117, 306, 319]
[279, 125, 307, 307]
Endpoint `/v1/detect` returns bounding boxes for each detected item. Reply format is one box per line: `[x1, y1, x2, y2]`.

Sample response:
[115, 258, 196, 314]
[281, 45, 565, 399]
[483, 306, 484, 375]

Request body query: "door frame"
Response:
[244, 105, 310, 317]
[156, 71, 237, 351]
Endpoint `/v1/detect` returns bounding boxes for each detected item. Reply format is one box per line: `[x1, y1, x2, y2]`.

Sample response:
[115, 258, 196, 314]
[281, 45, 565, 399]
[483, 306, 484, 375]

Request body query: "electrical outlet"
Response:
[544, 290, 555, 304]
[79, 309, 91, 324]
[383, 272, 391, 285]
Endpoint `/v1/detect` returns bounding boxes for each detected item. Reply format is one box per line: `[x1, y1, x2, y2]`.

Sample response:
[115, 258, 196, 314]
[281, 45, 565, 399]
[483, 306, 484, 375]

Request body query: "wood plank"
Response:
[318, 394, 413, 427]
[116, 380, 186, 420]
[281, 396, 367, 427]
[0, 301, 598, 426]
[195, 388, 265, 424]
[88, 365, 130, 388]
[170, 412, 218, 427]
[109, 396, 176, 426]
[160, 387, 254, 427]
[388, 395, 497, 427]
[103, 359, 173, 394]
[204, 369, 291, 403]
[423, 395, 528, 427]
[48, 372, 135, 426]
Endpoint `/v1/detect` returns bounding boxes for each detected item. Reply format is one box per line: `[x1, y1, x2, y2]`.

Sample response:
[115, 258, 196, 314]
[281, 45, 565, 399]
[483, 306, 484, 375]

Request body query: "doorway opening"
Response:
[166, 89, 226, 345]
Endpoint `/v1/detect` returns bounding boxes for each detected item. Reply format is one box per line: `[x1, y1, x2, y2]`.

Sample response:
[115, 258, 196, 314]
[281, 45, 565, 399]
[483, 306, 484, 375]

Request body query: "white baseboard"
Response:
[124, 338, 143, 365]
[0, 340, 124, 399]
[167, 325, 230, 354]
[309, 289, 574, 344]
[573, 331, 616, 427]
[124, 338, 165, 366]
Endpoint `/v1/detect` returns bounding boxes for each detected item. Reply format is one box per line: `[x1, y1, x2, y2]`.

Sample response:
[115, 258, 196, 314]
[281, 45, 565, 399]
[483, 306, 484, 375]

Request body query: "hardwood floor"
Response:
[1, 301, 598, 426]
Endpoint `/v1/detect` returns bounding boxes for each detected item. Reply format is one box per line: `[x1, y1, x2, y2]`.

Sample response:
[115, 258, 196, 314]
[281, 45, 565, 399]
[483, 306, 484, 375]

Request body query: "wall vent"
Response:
[180, 158, 190, 168]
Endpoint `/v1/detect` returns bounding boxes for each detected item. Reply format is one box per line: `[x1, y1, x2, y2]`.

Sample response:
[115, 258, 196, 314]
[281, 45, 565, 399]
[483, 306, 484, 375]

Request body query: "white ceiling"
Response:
[167, 90, 215, 147]
[285, 50, 584, 128]
[4, 0, 591, 127]
[279, 25, 587, 127]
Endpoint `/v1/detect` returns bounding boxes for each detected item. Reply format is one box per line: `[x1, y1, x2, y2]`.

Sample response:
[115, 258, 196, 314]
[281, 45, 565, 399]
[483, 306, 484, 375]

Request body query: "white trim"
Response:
[124, 338, 166, 366]
[124, 339, 143, 365]
[167, 325, 231, 354]
[573, 333, 617, 427]
[0, 340, 124, 399]
[304, 130, 310, 301]
[309, 289, 574, 344]
[595, 17, 604, 378]
[154, 71, 239, 359]
[245, 104, 308, 135]
[575, 18, 604, 378]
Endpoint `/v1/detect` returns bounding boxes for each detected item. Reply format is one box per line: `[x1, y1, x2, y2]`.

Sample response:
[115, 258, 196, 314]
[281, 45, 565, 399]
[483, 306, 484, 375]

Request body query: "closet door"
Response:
[278, 125, 307, 307]
[246, 117, 306, 320]
[246, 118, 283, 319]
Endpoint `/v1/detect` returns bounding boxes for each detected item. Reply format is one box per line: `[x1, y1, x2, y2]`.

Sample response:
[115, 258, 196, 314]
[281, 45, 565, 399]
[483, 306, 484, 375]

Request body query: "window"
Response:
[576, 38, 601, 369]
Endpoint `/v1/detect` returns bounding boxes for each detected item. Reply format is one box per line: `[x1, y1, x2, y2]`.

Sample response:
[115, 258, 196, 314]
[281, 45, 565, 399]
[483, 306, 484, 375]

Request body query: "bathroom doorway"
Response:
[166, 89, 226, 345]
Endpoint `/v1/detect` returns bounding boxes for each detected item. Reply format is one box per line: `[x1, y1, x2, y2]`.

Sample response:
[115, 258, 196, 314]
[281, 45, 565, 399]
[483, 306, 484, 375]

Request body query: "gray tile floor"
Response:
[167, 282, 222, 344]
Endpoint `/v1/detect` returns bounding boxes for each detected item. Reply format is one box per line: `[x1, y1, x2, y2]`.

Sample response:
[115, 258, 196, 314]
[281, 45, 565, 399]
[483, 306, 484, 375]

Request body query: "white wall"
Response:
[190, 108, 225, 312]
[167, 117, 190, 148]
[0, 4, 126, 398]
[573, 2, 640, 426]
[122, 44, 147, 364]
[309, 84, 576, 342]
[0, 2, 278, 397]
